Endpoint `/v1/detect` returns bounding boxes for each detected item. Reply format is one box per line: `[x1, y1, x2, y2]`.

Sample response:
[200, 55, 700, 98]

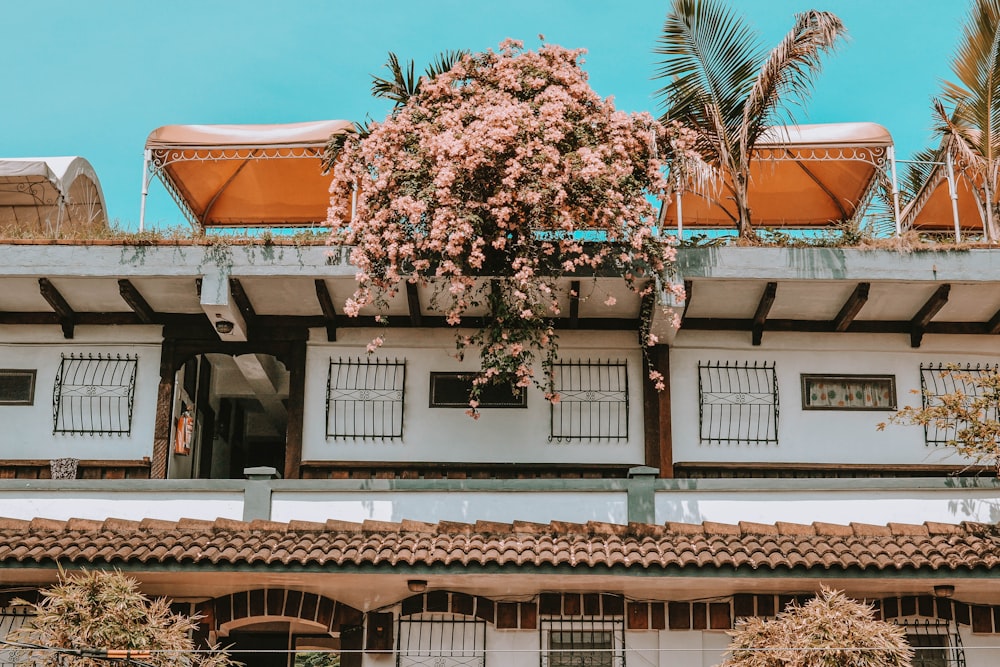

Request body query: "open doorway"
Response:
[167, 353, 290, 480]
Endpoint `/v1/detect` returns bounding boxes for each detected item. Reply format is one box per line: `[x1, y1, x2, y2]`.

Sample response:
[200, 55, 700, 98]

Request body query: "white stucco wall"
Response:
[0, 489, 243, 521]
[670, 330, 1000, 467]
[302, 328, 646, 465]
[270, 490, 628, 525]
[0, 327, 162, 462]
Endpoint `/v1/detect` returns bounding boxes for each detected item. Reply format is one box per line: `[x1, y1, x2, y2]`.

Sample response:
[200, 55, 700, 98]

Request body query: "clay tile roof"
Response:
[2, 516, 999, 573]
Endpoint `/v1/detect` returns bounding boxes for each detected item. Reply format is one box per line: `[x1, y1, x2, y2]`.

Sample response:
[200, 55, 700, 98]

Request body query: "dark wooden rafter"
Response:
[681, 280, 693, 324]
[986, 305, 1000, 335]
[910, 284, 950, 348]
[38, 277, 75, 339]
[751, 282, 777, 346]
[228, 278, 257, 339]
[569, 280, 581, 329]
[314, 279, 339, 342]
[117, 279, 157, 324]
[639, 287, 656, 347]
[405, 280, 422, 327]
[832, 282, 870, 332]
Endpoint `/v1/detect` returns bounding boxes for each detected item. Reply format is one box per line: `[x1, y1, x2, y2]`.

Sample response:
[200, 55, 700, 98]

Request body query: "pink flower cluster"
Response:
[328, 40, 688, 414]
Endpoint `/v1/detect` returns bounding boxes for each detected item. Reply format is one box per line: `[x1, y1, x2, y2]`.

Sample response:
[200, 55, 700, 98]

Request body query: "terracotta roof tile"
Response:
[1, 517, 999, 573]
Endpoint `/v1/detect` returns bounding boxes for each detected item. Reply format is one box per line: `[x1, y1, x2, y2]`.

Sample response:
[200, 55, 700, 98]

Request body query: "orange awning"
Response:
[662, 122, 893, 228]
[144, 120, 354, 228]
[901, 158, 992, 234]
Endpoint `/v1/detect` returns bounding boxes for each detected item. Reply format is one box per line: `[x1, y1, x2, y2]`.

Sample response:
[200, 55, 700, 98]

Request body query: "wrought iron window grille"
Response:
[540, 614, 625, 667]
[52, 354, 138, 435]
[1, 607, 34, 667]
[326, 357, 405, 440]
[396, 613, 486, 667]
[896, 619, 966, 667]
[549, 359, 629, 442]
[698, 361, 779, 445]
[920, 363, 999, 448]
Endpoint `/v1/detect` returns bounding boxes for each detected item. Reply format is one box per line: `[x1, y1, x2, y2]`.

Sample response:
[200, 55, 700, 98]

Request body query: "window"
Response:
[326, 357, 405, 439]
[0, 369, 36, 405]
[541, 619, 624, 667]
[52, 354, 138, 435]
[920, 363, 999, 447]
[698, 361, 778, 444]
[801, 374, 896, 410]
[550, 360, 628, 441]
[1, 608, 32, 667]
[897, 621, 965, 667]
[396, 613, 486, 667]
[429, 372, 526, 408]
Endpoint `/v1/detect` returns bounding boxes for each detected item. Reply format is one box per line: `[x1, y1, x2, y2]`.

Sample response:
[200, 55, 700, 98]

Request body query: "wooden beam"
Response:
[228, 278, 257, 339]
[682, 280, 693, 322]
[569, 280, 581, 329]
[751, 282, 777, 346]
[405, 281, 422, 327]
[38, 277, 75, 339]
[314, 279, 339, 342]
[117, 279, 157, 324]
[283, 341, 307, 480]
[832, 282, 870, 332]
[643, 345, 673, 477]
[910, 284, 950, 348]
[986, 305, 1000, 335]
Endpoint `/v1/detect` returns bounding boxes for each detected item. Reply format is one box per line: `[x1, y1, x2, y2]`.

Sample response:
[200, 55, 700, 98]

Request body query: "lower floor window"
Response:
[542, 619, 624, 667]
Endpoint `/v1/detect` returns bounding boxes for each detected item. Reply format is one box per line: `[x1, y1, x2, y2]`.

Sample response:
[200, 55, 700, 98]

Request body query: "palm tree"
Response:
[930, 0, 1000, 240]
[654, 0, 846, 238]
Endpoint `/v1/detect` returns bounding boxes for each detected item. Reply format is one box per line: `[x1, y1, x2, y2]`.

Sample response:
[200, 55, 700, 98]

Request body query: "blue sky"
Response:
[1, 1, 968, 229]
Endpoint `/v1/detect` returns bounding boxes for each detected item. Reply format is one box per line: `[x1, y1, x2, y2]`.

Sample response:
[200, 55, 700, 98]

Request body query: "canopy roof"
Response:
[661, 122, 894, 229]
[0, 157, 107, 234]
[901, 153, 994, 235]
[144, 120, 354, 228]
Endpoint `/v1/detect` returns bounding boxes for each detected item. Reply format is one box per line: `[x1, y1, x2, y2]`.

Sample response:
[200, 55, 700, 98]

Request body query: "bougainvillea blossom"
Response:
[328, 39, 692, 416]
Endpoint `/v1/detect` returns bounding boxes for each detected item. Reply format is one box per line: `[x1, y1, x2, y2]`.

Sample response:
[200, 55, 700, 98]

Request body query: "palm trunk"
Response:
[734, 176, 753, 239]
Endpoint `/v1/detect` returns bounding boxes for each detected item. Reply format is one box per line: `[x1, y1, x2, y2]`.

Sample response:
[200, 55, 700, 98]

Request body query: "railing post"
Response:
[243, 466, 279, 521]
[627, 465, 659, 524]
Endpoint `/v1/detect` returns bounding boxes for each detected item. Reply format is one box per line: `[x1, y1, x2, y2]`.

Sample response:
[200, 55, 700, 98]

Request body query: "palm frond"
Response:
[739, 10, 845, 156]
[371, 52, 418, 106]
[424, 49, 469, 79]
[900, 146, 941, 203]
[654, 0, 765, 154]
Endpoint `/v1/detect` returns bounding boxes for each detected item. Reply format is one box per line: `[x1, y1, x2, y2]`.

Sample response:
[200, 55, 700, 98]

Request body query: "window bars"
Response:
[698, 361, 779, 445]
[326, 357, 405, 439]
[540, 616, 625, 667]
[920, 363, 999, 447]
[396, 614, 486, 667]
[897, 620, 966, 667]
[550, 360, 629, 442]
[1, 608, 33, 667]
[52, 354, 138, 435]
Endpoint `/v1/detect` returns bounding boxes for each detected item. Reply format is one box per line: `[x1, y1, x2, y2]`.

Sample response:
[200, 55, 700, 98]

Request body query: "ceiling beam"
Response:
[117, 279, 157, 324]
[986, 306, 1000, 335]
[405, 281, 422, 327]
[910, 284, 950, 348]
[751, 282, 777, 346]
[832, 282, 870, 332]
[38, 278, 75, 339]
[314, 279, 338, 342]
[682, 280, 693, 324]
[569, 280, 581, 329]
[228, 279, 257, 340]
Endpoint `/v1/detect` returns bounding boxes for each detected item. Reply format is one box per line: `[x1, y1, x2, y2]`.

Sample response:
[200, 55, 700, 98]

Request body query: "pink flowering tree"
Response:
[328, 39, 694, 415]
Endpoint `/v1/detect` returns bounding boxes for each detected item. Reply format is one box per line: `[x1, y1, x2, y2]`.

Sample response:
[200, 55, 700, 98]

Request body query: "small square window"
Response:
[801, 374, 896, 410]
[429, 372, 527, 408]
[0, 370, 36, 405]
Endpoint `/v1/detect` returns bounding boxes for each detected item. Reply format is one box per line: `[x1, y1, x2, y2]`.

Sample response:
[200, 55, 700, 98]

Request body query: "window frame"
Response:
[325, 357, 406, 440]
[0, 369, 36, 406]
[428, 372, 527, 409]
[540, 618, 625, 667]
[800, 373, 897, 411]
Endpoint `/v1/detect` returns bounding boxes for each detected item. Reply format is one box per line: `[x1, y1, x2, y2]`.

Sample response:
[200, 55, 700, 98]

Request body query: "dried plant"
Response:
[7, 569, 236, 667]
[721, 587, 913, 667]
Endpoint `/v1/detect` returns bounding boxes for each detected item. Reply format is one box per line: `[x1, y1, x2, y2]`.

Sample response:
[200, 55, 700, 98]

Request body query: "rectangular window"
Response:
[53, 354, 138, 435]
[698, 361, 778, 444]
[326, 357, 405, 439]
[0, 369, 36, 405]
[541, 618, 624, 667]
[429, 372, 526, 408]
[920, 363, 999, 447]
[801, 374, 896, 410]
[550, 360, 628, 441]
[898, 620, 964, 667]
